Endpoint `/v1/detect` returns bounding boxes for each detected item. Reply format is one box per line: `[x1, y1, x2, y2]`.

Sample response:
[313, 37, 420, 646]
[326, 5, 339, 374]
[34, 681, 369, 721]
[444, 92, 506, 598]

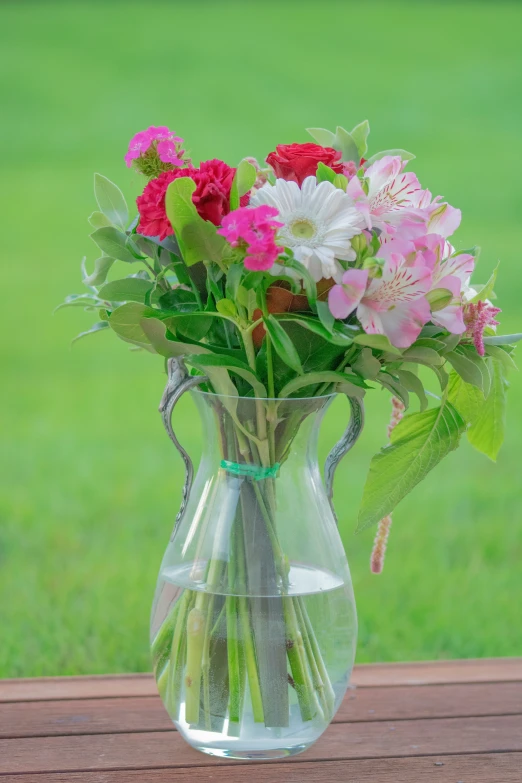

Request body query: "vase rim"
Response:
[191, 388, 338, 403]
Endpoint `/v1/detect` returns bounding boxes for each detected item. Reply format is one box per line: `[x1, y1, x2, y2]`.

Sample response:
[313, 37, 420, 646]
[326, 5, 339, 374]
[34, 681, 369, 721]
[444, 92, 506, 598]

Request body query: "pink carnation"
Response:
[136, 160, 248, 240]
[125, 126, 185, 168]
[218, 205, 283, 271]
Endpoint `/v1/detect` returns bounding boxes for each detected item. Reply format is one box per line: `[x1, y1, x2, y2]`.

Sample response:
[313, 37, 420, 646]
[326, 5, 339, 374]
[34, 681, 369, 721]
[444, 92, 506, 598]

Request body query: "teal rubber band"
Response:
[220, 459, 280, 481]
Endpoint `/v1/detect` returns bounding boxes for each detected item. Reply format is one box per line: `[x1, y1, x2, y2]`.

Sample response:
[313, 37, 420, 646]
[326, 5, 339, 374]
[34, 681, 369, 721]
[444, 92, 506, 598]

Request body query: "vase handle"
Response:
[159, 357, 209, 540]
[324, 395, 365, 525]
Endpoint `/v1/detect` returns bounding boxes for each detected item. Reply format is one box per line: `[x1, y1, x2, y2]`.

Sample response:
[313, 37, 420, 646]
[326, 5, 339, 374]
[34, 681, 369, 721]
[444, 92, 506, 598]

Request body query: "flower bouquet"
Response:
[63, 120, 518, 758]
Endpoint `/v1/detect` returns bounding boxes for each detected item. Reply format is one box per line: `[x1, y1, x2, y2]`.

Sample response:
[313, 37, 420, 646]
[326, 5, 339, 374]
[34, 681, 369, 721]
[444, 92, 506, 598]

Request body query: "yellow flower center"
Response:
[290, 218, 316, 240]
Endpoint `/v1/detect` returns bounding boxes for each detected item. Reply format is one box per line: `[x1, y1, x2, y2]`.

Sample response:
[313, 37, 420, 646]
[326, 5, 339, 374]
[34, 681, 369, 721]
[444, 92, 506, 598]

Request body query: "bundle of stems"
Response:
[151, 395, 336, 732]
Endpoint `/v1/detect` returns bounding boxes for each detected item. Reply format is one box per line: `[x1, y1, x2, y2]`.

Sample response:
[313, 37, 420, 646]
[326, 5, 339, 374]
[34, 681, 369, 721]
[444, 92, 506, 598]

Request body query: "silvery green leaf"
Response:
[334, 126, 359, 163]
[94, 173, 129, 231]
[90, 227, 138, 264]
[365, 149, 416, 165]
[71, 321, 109, 344]
[349, 120, 370, 158]
[83, 256, 115, 287]
[88, 211, 113, 229]
[306, 127, 336, 146]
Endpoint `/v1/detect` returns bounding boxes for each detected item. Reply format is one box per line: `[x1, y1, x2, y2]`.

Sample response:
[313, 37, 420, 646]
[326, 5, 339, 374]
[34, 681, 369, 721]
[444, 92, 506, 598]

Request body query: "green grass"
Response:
[1, 0, 521, 677]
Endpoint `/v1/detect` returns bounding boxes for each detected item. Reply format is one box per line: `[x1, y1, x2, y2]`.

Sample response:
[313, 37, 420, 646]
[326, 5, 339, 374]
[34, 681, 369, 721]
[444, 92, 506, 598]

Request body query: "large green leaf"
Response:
[353, 333, 402, 355]
[164, 177, 228, 267]
[446, 349, 489, 392]
[467, 357, 508, 461]
[274, 313, 352, 347]
[334, 126, 360, 163]
[90, 227, 138, 265]
[447, 370, 484, 426]
[396, 369, 428, 411]
[140, 318, 209, 358]
[483, 333, 522, 346]
[357, 398, 466, 531]
[94, 173, 129, 231]
[264, 315, 303, 375]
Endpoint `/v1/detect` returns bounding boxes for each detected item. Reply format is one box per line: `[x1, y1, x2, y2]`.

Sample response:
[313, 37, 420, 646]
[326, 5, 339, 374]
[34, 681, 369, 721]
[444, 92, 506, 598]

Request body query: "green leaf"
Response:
[230, 160, 257, 210]
[446, 349, 490, 392]
[376, 372, 410, 408]
[467, 357, 508, 461]
[90, 227, 138, 264]
[365, 149, 416, 165]
[280, 257, 317, 309]
[484, 344, 518, 372]
[225, 263, 244, 301]
[279, 370, 365, 399]
[71, 321, 109, 344]
[483, 333, 522, 346]
[402, 346, 445, 366]
[94, 173, 129, 232]
[140, 318, 210, 358]
[165, 178, 228, 267]
[109, 302, 157, 347]
[357, 398, 466, 531]
[185, 353, 267, 398]
[349, 120, 370, 158]
[333, 173, 349, 190]
[306, 127, 336, 146]
[216, 298, 238, 318]
[447, 370, 484, 426]
[353, 333, 402, 355]
[83, 256, 115, 287]
[316, 162, 337, 183]
[334, 126, 359, 163]
[157, 287, 198, 312]
[396, 369, 428, 412]
[264, 315, 303, 375]
[99, 278, 154, 304]
[275, 313, 352, 347]
[352, 347, 381, 380]
[88, 211, 113, 229]
[469, 262, 499, 304]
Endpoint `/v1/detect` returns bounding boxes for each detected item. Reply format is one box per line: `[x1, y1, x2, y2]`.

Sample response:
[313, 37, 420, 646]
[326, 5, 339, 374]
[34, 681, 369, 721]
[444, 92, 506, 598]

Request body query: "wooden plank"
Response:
[1, 715, 521, 773]
[2, 658, 521, 703]
[2, 681, 522, 739]
[0, 753, 520, 783]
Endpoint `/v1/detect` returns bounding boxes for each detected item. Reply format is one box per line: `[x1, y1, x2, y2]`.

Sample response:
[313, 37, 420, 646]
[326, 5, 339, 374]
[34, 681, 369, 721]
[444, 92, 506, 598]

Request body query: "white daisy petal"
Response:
[250, 176, 364, 281]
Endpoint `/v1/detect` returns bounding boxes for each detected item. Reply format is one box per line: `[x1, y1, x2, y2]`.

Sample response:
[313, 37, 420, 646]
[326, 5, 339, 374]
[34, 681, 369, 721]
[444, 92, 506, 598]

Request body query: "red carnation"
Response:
[266, 142, 343, 185]
[136, 159, 248, 240]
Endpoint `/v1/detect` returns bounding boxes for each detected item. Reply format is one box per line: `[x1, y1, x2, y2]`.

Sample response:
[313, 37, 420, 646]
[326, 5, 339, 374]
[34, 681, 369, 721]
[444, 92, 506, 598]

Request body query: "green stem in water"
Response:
[166, 590, 192, 718]
[185, 603, 207, 724]
[283, 597, 316, 722]
[297, 596, 336, 719]
[151, 600, 180, 674]
[226, 595, 242, 723]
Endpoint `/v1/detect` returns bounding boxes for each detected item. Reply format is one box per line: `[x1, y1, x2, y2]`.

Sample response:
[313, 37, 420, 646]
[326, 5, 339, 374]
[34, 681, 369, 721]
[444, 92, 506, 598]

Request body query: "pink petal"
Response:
[379, 297, 431, 348]
[433, 305, 465, 334]
[427, 203, 461, 237]
[328, 285, 352, 319]
[329, 268, 369, 319]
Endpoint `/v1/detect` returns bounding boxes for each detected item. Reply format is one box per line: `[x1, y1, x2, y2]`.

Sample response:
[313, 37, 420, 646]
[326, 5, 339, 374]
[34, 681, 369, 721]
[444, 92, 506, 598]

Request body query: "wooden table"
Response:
[1, 658, 521, 782]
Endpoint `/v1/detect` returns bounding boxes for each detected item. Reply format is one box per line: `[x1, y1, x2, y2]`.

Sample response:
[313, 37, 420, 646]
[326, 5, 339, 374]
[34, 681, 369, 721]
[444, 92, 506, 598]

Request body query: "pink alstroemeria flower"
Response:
[328, 268, 369, 319]
[410, 189, 461, 238]
[356, 251, 432, 348]
[355, 156, 429, 238]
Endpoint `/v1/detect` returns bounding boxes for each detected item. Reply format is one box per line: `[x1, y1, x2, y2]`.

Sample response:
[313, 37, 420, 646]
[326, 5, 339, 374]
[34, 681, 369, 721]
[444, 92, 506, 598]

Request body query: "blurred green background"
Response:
[1, 0, 521, 677]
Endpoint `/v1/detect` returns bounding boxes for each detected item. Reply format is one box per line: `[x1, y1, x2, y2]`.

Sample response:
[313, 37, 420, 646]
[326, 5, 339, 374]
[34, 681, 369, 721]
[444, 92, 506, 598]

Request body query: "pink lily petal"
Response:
[328, 268, 369, 319]
[379, 298, 432, 348]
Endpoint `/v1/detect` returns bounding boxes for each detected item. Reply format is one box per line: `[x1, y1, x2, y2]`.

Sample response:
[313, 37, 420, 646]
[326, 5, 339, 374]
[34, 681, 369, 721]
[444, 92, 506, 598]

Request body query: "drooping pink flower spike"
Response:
[464, 300, 501, 356]
[328, 269, 369, 319]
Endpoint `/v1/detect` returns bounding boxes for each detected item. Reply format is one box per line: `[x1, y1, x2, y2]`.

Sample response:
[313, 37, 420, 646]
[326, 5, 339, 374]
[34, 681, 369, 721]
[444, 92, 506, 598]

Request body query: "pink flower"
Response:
[137, 160, 246, 240]
[328, 269, 369, 319]
[464, 301, 501, 356]
[125, 126, 185, 168]
[360, 156, 429, 238]
[356, 251, 432, 348]
[409, 189, 461, 238]
[218, 205, 283, 271]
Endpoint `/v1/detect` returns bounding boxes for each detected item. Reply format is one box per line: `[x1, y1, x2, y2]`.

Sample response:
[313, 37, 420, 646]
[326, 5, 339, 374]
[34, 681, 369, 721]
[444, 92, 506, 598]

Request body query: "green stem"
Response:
[236, 522, 264, 723]
[297, 596, 336, 719]
[283, 597, 316, 722]
[166, 590, 192, 718]
[226, 595, 242, 723]
[185, 601, 207, 724]
[151, 600, 180, 674]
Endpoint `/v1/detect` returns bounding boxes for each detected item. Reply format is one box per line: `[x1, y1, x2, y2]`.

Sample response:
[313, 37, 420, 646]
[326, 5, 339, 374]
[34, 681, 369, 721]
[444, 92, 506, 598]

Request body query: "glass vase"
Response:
[150, 358, 364, 760]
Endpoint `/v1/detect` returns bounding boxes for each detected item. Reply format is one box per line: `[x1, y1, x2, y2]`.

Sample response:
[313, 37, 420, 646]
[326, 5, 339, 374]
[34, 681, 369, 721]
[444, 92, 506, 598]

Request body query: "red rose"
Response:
[137, 159, 248, 240]
[265, 142, 343, 185]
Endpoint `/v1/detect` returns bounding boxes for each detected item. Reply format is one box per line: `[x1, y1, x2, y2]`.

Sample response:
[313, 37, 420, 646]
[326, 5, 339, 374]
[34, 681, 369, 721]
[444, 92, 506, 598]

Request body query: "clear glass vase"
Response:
[150, 359, 364, 760]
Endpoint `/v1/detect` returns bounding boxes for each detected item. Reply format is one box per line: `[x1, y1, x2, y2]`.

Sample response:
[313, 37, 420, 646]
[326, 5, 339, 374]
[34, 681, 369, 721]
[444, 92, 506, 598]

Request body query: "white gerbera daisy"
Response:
[250, 176, 364, 281]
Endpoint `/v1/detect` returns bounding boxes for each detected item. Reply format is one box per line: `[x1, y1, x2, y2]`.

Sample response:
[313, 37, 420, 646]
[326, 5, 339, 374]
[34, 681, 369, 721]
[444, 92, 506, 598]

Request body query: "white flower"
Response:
[250, 176, 364, 282]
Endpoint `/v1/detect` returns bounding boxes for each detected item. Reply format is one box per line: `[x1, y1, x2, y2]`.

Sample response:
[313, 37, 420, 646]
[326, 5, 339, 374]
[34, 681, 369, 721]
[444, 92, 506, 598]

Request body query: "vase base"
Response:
[194, 742, 311, 760]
